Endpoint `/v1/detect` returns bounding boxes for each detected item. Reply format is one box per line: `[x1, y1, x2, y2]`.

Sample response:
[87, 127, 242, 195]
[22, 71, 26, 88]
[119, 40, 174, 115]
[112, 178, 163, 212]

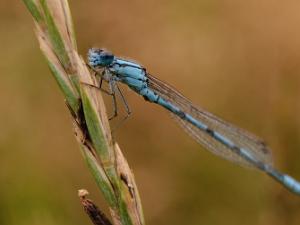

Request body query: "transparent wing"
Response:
[147, 74, 273, 168]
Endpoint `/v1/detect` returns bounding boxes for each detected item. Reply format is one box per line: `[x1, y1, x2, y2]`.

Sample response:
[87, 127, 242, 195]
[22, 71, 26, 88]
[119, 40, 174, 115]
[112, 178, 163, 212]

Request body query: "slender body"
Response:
[88, 48, 300, 195]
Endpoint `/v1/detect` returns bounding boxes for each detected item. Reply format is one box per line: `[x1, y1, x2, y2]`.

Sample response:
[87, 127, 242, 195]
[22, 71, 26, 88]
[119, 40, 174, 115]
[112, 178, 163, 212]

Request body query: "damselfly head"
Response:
[88, 48, 114, 68]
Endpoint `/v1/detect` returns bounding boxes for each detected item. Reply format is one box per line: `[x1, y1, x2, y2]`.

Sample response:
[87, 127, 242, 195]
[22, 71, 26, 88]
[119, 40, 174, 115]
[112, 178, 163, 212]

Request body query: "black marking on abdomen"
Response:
[177, 110, 186, 119]
[205, 128, 214, 136]
[232, 145, 241, 154]
[205, 128, 241, 154]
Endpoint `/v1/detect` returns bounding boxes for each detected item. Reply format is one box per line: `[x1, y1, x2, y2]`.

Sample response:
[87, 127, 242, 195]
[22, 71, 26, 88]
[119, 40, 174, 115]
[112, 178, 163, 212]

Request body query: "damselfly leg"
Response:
[106, 79, 131, 124]
[85, 67, 132, 125]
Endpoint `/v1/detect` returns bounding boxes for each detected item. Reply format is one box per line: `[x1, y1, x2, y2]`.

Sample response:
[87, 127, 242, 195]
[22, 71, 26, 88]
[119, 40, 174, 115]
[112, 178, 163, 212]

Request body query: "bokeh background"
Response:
[1, 0, 300, 224]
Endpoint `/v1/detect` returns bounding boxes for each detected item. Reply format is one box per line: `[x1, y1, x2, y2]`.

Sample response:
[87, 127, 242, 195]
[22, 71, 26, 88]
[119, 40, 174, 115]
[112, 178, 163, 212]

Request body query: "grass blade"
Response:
[23, 1, 145, 224]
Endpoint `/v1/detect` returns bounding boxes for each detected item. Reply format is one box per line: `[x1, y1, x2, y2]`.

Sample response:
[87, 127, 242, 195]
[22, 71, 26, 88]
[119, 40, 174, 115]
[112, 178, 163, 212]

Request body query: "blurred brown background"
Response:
[1, 0, 300, 224]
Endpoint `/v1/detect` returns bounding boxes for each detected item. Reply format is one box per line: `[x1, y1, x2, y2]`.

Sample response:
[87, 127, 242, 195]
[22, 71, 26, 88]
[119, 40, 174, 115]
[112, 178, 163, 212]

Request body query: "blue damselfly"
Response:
[87, 48, 300, 196]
